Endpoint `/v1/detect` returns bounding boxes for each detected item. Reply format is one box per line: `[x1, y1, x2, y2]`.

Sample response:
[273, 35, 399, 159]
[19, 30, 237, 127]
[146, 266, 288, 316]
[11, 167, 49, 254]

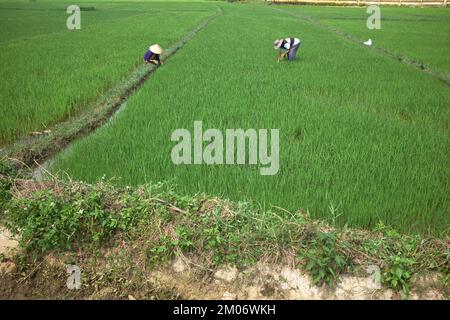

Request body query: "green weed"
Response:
[3, 184, 150, 253]
[300, 232, 349, 287]
[382, 255, 415, 297]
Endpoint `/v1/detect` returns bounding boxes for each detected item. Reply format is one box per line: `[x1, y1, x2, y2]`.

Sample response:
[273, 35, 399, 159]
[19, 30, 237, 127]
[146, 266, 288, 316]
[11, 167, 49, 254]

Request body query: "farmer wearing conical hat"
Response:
[143, 44, 164, 65]
[273, 37, 301, 62]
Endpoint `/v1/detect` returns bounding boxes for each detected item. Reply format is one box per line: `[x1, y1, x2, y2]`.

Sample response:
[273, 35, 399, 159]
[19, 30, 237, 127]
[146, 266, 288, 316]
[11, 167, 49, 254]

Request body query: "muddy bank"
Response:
[0, 177, 448, 300]
[0, 253, 447, 300]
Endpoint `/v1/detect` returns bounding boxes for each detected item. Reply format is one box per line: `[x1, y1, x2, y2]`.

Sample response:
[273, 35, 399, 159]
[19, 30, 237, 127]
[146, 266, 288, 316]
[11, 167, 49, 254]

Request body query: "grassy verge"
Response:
[0, 159, 449, 298]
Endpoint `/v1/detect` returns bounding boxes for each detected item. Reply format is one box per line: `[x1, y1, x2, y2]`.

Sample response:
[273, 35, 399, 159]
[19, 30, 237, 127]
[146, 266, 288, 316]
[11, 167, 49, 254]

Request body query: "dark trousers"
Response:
[288, 43, 301, 61]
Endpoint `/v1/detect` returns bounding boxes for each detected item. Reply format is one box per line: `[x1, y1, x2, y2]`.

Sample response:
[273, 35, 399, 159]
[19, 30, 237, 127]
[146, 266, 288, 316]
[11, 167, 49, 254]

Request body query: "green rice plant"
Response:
[281, 5, 450, 76]
[0, 1, 216, 143]
[50, 3, 450, 235]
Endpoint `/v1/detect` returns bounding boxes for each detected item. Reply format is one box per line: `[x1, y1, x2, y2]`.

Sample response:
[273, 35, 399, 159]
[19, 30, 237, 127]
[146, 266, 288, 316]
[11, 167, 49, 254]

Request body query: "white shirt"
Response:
[283, 38, 300, 50]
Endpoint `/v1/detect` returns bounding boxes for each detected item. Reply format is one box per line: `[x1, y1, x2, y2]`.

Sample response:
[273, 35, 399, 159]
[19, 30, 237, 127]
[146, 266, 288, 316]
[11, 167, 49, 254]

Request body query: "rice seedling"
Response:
[281, 5, 450, 76]
[0, 0, 216, 143]
[51, 3, 450, 235]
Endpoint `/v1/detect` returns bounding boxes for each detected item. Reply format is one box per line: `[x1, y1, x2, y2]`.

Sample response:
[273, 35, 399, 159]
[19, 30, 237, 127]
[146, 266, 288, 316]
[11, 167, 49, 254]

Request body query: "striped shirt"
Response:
[281, 38, 301, 50]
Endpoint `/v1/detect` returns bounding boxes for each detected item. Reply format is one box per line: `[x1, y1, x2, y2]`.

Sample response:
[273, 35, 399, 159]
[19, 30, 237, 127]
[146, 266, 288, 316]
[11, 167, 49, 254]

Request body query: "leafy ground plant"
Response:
[2, 179, 151, 253]
[382, 255, 416, 297]
[1, 159, 447, 296]
[300, 232, 349, 287]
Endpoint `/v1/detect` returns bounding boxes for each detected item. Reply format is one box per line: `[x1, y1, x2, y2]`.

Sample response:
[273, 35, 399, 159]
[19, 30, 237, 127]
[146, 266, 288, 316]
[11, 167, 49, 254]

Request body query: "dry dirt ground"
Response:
[151, 257, 446, 300]
[0, 227, 446, 300]
[0, 227, 18, 260]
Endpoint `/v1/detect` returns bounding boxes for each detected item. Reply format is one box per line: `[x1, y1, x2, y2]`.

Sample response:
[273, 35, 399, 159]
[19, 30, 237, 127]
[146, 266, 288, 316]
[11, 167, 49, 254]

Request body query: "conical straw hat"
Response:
[273, 39, 282, 50]
[149, 44, 163, 54]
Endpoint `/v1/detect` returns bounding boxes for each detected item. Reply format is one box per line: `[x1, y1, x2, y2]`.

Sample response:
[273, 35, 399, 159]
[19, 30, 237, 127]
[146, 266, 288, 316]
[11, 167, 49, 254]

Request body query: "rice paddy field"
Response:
[0, 0, 215, 143]
[1, 1, 449, 235]
[284, 5, 450, 76]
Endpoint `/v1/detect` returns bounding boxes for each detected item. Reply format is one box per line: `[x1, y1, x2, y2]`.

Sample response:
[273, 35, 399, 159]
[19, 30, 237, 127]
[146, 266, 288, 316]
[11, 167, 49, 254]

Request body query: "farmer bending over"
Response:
[274, 37, 301, 62]
[144, 44, 164, 65]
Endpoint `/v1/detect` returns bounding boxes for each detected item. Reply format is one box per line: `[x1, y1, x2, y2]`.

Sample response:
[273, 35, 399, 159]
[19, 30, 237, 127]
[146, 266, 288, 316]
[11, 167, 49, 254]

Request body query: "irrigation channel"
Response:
[30, 7, 223, 180]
